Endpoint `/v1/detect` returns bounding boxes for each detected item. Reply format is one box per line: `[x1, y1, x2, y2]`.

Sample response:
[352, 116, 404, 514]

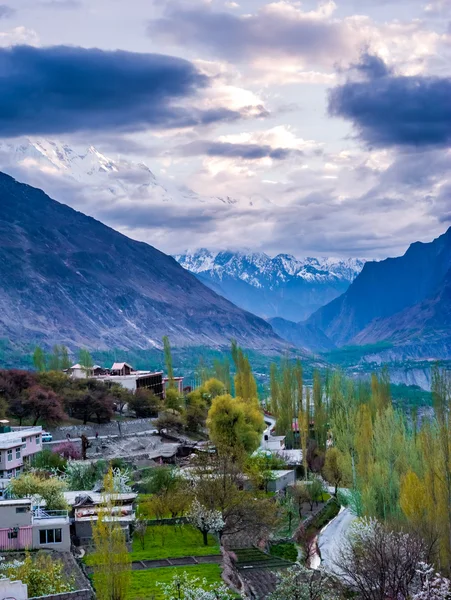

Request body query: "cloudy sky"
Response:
[0, 0, 450, 258]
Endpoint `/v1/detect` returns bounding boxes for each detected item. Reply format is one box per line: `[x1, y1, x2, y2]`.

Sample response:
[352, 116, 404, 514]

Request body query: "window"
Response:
[7, 449, 12, 462]
[35, 435, 40, 444]
[16, 507, 28, 514]
[22, 437, 26, 443]
[7, 470, 13, 479]
[15, 447, 21, 459]
[8, 530, 18, 539]
[39, 528, 62, 545]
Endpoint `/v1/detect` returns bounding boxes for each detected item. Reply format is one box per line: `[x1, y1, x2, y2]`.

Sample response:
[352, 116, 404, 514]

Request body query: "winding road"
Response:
[317, 507, 356, 574]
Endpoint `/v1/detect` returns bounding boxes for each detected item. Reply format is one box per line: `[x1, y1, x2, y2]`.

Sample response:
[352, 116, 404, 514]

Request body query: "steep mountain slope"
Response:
[269, 317, 336, 352]
[0, 172, 284, 351]
[307, 227, 451, 353]
[175, 249, 365, 321]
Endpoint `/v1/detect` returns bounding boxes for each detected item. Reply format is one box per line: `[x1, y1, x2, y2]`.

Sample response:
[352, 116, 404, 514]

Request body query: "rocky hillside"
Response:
[175, 249, 365, 321]
[0, 172, 284, 351]
[307, 227, 451, 358]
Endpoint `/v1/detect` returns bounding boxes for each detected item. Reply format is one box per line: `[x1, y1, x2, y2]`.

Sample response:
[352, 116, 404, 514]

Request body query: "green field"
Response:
[127, 564, 223, 600]
[131, 525, 220, 561]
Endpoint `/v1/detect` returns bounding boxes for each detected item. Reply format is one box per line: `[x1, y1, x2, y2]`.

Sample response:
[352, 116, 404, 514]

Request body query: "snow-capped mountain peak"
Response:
[175, 249, 366, 321]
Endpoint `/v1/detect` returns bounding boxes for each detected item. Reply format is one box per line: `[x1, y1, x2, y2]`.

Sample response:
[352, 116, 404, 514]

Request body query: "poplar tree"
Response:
[92, 469, 131, 600]
[163, 335, 175, 388]
[33, 346, 47, 372]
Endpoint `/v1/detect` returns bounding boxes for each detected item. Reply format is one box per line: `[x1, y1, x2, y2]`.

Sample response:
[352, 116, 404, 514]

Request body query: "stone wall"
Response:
[49, 418, 156, 441]
[30, 589, 93, 600]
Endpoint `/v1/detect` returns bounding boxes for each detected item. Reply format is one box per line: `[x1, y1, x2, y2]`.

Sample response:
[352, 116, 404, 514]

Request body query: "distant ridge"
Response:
[306, 227, 451, 358]
[175, 248, 365, 322]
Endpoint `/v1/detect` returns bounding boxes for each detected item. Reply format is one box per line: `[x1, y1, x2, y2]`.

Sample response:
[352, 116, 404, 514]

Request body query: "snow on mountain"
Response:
[174, 249, 366, 322]
[0, 138, 248, 208]
[176, 249, 365, 287]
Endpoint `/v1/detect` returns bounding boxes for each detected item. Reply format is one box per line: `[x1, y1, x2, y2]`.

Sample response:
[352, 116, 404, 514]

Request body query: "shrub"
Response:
[269, 542, 298, 562]
[0, 553, 74, 597]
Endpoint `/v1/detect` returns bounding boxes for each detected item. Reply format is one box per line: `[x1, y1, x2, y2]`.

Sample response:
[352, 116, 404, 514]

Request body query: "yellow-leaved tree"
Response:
[92, 468, 131, 600]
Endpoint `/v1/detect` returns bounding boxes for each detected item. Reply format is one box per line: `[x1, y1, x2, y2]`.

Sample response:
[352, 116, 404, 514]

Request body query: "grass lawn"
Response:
[131, 524, 220, 561]
[127, 564, 223, 600]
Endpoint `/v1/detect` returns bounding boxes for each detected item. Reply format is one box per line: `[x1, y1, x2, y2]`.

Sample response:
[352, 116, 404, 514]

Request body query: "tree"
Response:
[79, 348, 93, 376]
[60, 346, 71, 370]
[158, 572, 236, 600]
[308, 478, 325, 511]
[9, 472, 67, 510]
[141, 466, 180, 495]
[292, 482, 310, 518]
[163, 335, 175, 388]
[185, 400, 206, 433]
[322, 447, 344, 495]
[207, 394, 264, 455]
[165, 387, 183, 411]
[128, 388, 160, 418]
[53, 441, 81, 460]
[154, 411, 184, 434]
[267, 562, 340, 600]
[334, 518, 433, 600]
[24, 385, 65, 426]
[92, 469, 131, 600]
[109, 384, 133, 415]
[187, 499, 225, 545]
[33, 346, 47, 372]
[48, 345, 61, 371]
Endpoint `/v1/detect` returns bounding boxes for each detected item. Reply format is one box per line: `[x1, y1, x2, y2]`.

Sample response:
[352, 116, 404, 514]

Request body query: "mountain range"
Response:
[305, 227, 451, 359]
[175, 249, 365, 322]
[0, 172, 283, 351]
[0, 138, 264, 211]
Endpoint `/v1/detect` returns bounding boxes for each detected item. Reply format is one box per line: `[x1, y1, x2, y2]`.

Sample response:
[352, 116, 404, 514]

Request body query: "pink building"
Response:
[0, 498, 70, 552]
[0, 423, 43, 498]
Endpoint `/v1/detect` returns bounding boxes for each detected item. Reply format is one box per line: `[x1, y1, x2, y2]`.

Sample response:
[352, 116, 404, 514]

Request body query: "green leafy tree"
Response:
[48, 345, 61, 371]
[33, 346, 47, 372]
[60, 345, 71, 370]
[163, 335, 175, 388]
[79, 348, 93, 376]
[92, 469, 131, 600]
[207, 394, 264, 455]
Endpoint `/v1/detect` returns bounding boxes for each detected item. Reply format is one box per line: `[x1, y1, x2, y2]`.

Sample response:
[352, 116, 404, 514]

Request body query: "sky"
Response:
[0, 0, 450, 259]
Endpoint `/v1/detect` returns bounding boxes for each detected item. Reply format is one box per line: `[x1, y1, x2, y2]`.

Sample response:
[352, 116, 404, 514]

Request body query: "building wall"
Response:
[268, 470, 296, 493]
[0, 526, 32, 551]
[0, 504, 32, 529]
[32, 523, 71, 552]
[0, 577, 28, 600]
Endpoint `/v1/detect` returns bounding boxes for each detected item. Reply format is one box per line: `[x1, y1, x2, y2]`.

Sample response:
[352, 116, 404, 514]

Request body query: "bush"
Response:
[53, 441, 81, 460]
[269, 542, 298, 562]
[0, 553, 74, 597]
[31, 448, 67, 473]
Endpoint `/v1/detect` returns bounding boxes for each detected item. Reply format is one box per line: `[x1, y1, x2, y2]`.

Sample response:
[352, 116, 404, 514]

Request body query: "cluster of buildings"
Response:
[67, 362, 185, 396]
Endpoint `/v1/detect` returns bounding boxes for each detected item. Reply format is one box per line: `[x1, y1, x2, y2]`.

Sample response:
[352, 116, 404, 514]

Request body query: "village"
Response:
[0, 354, 338, 600]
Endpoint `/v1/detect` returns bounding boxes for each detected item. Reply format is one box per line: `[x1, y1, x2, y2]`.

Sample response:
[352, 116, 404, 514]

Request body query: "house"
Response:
[0, 424, 43, 499]
[261, 434, 286, 453]
[267, 470, 296, 493]
[110, 363, 133, 377]
[0, 498, 70, 552]
[64, 491, 137, 545]
[69, 361, 165, 398]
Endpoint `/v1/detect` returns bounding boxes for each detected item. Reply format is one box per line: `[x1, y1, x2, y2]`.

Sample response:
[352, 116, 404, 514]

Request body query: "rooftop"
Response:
[0, 427, 42, 449]
[0, 498, 32, 507]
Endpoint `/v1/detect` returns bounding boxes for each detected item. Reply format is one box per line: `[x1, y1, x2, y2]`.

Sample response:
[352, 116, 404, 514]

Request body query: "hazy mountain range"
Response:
[175, 249, 365, 322]
[0, 172, 282, 351]
[307, 227, 451, 359]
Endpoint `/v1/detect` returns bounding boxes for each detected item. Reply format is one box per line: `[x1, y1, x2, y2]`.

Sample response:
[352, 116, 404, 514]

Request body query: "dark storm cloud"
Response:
[0, 4, 15, 18]
[147, 3, 350, 63]
[179, 140, 300, 160]
[329, 54, 451, 148]
[0, 45, 241, 137]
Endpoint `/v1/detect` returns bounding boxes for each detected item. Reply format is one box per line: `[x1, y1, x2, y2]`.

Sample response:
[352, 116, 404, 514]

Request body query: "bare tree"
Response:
[334, 518, 434, 600]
